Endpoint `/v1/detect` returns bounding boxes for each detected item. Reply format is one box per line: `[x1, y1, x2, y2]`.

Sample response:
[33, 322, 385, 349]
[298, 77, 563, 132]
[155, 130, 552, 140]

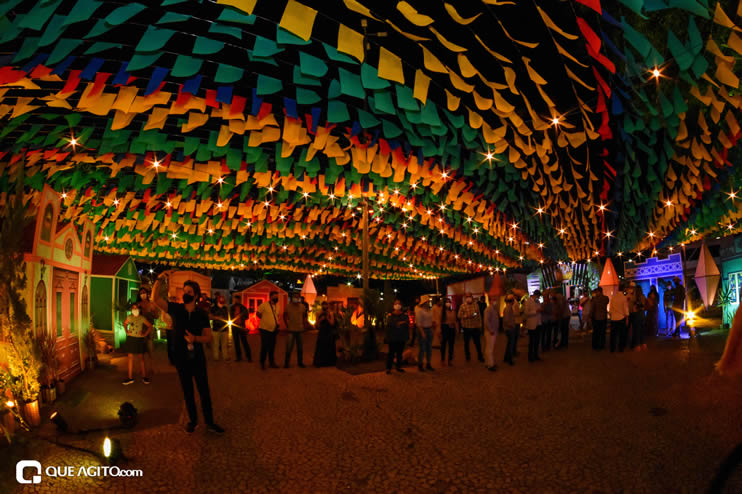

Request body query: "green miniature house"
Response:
[90, 255, 140, 348]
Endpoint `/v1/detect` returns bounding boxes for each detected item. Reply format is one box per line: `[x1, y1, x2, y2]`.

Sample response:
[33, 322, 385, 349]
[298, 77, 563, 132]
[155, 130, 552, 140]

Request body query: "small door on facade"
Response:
[52, 268, 81, 380]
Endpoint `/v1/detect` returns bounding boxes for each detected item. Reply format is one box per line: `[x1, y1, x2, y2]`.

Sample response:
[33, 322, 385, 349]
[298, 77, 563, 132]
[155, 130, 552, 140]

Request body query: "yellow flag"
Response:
[421, 45, 447, 73]
[337, 24, 364, 62]
[217, 0, 257, 15]
[279, 0, 317, 41]
[396, 1, 433, 26]
[378, 47, 404, 83]
[413, 69, 431, 103]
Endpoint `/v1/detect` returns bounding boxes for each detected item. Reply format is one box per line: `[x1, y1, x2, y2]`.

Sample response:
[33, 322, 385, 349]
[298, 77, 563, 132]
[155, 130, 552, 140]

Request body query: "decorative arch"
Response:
[34, 281, 47, 336]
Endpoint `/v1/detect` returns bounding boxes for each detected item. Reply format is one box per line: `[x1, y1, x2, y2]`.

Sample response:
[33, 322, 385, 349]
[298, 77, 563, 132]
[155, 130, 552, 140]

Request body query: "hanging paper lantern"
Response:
[300, 274, 317, 306]
[694, 242, 720, 309]
[599, 258, 619, 299]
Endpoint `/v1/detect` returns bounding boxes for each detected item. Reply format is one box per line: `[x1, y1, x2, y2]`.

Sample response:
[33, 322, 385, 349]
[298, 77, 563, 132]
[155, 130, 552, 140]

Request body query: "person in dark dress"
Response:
[153, 273, 224, 434]
[386, 299, 409, 374]
[313, 302, 337, 367]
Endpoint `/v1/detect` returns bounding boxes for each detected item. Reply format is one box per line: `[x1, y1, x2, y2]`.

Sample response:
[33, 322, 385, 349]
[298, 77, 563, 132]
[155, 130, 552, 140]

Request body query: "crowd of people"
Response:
[118, 271, 700, 434]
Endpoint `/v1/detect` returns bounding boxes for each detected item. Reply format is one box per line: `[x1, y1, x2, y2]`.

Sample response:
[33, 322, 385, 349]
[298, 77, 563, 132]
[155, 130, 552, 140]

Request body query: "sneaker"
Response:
[447, 360, 453, 367]
[142, 377, 151, 384]
[426, 364, 434, 371]
[186, 422, 196, 433]
[396, 367, 405, 373]
[418, 365, 425, 372]
[488, 366, 497, 372]
[206, 423, 225, 434]
[386, 370, 392, 375]
[284, 363, 290, 369]
[122, 378, 134, 385]
[269, 363, 279, 369]
[298, 363, 306, 368]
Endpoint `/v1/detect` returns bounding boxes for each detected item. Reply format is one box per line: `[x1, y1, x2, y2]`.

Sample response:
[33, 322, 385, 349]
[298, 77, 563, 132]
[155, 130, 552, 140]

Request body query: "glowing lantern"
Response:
[300, 275, 317, 306]
[694, 242, 720, 309]
[599, 258, 619, 299]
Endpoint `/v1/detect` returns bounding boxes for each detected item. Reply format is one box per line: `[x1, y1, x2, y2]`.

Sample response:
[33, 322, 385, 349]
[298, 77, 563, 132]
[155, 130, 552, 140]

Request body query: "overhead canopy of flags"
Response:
[0, 0, 741, 278]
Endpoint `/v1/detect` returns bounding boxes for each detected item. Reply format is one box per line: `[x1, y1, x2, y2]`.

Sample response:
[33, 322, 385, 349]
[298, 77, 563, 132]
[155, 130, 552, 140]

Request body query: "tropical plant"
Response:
[83, 327, 99, 362]
[36, 333, 58, 387]
[716, 283, 738, 328]
[0, 168, 41, 403]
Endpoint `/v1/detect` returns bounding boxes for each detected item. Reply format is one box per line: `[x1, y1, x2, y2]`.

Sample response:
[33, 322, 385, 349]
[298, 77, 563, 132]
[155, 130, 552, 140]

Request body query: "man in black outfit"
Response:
[153, 272, 224, 434]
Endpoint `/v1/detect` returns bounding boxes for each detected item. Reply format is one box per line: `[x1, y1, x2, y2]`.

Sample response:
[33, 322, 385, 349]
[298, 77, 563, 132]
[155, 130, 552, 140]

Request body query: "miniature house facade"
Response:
[21, 185, 93, 381]
[234, 280, 287, 332]
[168, 271, 212, 301]
[90, 255, 141, 349]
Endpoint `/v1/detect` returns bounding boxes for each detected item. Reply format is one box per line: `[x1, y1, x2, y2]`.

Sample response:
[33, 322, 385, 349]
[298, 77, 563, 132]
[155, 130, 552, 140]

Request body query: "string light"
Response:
[651, 67, 661, 79]
[551, 116, 560, 126]
[665, 200, 673, 207]
[598, 203, 607, 213]
[152, 160, 160, 169]
[604, 231, 613, 238]
[728, 189, 738, 201]
[217, 177, 224, 184]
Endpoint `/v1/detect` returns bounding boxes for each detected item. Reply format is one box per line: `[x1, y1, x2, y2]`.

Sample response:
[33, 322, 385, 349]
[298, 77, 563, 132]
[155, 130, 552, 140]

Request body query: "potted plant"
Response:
[0, 169, 43, 426]
[37, 333, 58, 404]
[83, 327, 99, 370]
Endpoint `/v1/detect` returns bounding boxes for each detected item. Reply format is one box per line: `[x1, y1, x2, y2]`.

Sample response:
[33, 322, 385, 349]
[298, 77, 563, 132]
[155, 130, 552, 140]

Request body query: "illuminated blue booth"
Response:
[624, 254, 685, 331]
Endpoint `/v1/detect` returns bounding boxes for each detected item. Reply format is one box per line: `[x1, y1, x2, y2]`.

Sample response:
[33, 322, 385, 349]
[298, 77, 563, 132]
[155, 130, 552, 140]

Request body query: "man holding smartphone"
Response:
[153, 271, 225, 434]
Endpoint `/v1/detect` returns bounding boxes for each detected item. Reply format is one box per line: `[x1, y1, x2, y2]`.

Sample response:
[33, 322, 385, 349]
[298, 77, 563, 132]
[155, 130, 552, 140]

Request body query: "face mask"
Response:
[182, 293, 194, 304]
[394, 304, 402, 311]
[132, 309, 140, 316]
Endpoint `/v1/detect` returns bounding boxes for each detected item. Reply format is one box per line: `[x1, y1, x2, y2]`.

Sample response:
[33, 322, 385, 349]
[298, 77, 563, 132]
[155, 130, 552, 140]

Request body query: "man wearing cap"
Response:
[458, 292, 485, 363]
[415, 295, 435, 371]
[524, 290, 543, 362]
[483, 296, 500, 371]
[257, 290, 281, 369]
[609, 283, 630, 352]
[283, 291, 307, 368]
